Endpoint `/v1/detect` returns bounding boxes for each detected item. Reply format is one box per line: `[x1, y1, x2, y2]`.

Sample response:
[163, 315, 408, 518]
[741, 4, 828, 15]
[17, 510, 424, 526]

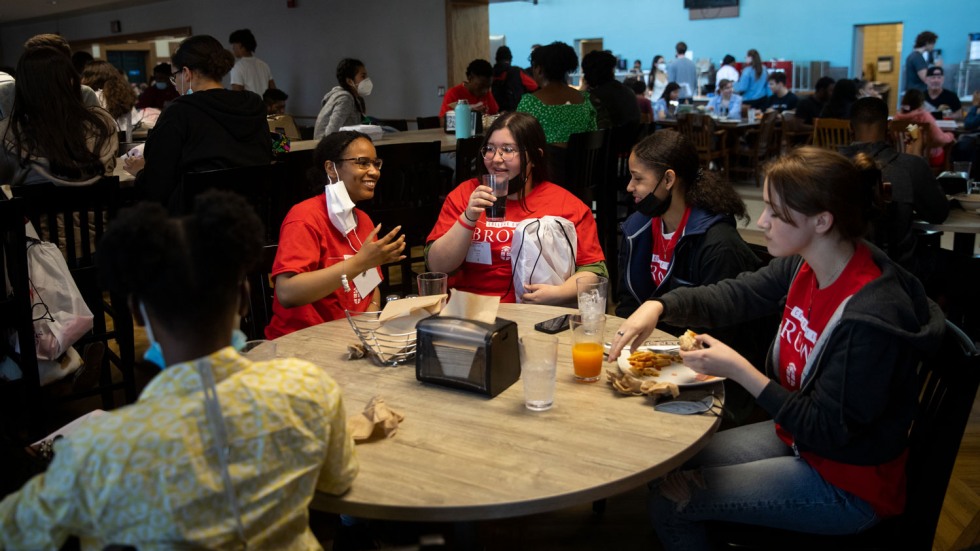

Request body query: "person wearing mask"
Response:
[609, 147, 944, 551]
[841, 97, 948, 279]
[228, 28, 275, 94]
[667, 42, 698, 101]
[734, 49, 770, 109]
[648, 55, 669, 102]
[517, 41, 597, 145]
[905, 31, 938, 93]
[491, 45, 538, 113]
[426, 112, 606, 303]
[581, 49, 641, 128]
[715, 54, 739, 87]
[2, 47, 116, 186]
[266, 131, 406, 339]
[705, 79, 742, 119]
[0, 191, 359, 549]
[764, 71, 798, 113]
[136, 62, 180, 110]
[123, 35, 272, 212]
[795, 76, 834, 126]
[314, 58, 372, 140]
[923, 66, 962, 119]
[439, 59, 499, 122]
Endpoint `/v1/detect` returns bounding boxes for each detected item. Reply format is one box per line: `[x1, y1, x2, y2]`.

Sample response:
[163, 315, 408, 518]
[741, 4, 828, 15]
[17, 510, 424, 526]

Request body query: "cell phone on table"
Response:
[534, 314, 571, 334]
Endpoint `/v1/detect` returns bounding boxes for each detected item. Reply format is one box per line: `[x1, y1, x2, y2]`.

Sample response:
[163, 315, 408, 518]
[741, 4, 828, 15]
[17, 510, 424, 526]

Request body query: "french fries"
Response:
[627, 349, 679, 377]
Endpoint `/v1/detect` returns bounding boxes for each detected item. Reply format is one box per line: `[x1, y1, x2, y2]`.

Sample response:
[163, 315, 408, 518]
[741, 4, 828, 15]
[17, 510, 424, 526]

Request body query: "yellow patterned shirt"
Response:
[0, 347, 358, 550]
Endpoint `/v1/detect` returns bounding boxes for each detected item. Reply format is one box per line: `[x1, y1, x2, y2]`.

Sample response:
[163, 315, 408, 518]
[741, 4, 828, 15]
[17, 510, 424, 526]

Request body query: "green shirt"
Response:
[516, 92, 598, 144]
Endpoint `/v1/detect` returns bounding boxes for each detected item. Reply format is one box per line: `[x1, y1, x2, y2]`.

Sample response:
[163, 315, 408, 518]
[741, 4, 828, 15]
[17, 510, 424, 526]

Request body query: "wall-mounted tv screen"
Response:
[684, 0, 739, 8]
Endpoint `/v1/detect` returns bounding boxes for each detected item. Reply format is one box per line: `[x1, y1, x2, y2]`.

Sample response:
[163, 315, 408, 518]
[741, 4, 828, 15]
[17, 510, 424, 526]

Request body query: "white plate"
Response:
[616, 346, 723, 388]
[953, 194, 980, 206]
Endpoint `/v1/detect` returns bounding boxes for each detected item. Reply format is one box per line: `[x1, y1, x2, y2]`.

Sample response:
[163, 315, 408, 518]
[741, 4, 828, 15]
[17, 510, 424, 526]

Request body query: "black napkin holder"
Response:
[415, 316, 519, 397]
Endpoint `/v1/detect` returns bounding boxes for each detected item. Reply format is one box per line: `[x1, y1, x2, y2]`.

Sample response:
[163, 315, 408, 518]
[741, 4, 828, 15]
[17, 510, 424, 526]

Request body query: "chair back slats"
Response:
[454, 135, 484, 186]
[812, 118, 853, 150]
[242, 245, 278, 341]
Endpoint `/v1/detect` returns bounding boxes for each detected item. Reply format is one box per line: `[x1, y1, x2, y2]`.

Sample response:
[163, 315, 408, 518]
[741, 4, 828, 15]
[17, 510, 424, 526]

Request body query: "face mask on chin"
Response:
[635, 173, 672, 218]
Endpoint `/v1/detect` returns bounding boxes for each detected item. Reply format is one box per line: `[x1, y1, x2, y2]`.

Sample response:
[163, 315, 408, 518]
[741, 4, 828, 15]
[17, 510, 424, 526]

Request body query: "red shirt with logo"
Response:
[439, 83, 501, 118]
[426, 179, 604, 302]
[649, 206, 692, 287]
[265, 194, 380, 339]
[775, 243, 906, 517]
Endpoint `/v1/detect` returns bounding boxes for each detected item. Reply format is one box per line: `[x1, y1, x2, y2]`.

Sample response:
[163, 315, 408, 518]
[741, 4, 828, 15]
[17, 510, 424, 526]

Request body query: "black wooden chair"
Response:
[180, 163, 290, 244]
[366, 141, 442, 296]
[374, 118, 409, 132]
[416, 116, 441, 130]
[602, 123, 641, 296]
[550, 128, 610, 206]
[11, 178, 137, 432]
[454, 135, 485, 186]
[0, 198, 44, 437]
[241, 245, 278, 341]
[711, 320, 980, 551]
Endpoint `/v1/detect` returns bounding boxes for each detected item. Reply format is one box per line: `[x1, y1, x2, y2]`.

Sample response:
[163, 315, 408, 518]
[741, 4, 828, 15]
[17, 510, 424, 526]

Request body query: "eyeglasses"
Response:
[169, 68, 182, 86]
[338, 157, 383, 170]
[480, 145, 521, 161]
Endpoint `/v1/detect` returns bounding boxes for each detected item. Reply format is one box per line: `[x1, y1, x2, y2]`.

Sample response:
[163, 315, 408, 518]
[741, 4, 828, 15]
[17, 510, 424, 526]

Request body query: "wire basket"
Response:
[345, 310, 417, 366]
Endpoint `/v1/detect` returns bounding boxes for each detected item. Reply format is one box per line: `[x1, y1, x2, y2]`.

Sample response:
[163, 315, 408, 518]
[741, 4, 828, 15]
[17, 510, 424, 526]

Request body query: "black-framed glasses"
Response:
[338, 157, 383, 170]
[169, 68, 182, 86]
[480, 145, 521, 161]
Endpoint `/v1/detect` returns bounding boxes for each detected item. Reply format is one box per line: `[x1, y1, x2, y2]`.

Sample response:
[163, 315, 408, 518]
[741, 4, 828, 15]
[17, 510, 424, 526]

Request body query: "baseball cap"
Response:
[926, 66, 944, 76]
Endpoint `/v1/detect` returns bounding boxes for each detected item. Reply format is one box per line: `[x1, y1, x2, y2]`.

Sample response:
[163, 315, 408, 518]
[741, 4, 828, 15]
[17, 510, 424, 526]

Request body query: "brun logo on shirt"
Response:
[780, 306, 817, 360]
[472, 220, 518, 244]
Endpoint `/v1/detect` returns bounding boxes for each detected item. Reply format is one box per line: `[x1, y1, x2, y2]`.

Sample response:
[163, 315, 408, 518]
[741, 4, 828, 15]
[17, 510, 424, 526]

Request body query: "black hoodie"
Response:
[136, 89, 272, 212]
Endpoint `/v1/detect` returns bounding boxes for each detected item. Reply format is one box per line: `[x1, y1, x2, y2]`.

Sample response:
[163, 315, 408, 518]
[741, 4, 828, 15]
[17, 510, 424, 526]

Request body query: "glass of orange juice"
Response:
[570, 313, 605, 382]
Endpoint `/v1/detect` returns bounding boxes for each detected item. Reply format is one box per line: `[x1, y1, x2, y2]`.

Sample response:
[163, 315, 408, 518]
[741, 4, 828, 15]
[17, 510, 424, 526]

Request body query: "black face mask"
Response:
[508, 172, 526, 195]
[635, 173, 672, 218]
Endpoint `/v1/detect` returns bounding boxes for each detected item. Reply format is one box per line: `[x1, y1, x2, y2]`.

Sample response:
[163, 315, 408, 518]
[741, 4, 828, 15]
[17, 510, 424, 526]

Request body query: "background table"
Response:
[274, 303, 721, 522]
[914, 205, 980, 255]
[291, 128, 459, 154]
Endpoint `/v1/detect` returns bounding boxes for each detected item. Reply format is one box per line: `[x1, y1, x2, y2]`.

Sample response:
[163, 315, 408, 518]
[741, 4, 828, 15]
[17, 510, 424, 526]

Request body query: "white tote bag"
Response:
[26, 238, 94, 361]
[510, 216, 577, 303]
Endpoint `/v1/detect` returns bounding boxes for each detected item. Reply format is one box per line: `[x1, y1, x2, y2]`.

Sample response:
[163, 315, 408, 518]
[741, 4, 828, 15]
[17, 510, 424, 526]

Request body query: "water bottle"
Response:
[455, 99, 472, 139]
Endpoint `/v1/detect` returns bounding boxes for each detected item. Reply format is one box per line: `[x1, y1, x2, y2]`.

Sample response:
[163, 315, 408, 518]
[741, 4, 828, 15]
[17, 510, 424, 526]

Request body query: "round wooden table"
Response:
[275, 303, 721, 522]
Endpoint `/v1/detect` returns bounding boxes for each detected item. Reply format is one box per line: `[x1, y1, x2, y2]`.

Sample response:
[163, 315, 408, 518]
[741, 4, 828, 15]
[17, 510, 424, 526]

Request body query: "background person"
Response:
[715, 54, 739, 87]
[795, 76, 834, 126]
[136, 62, 179, 110]
[667, 42, 697, 101]
[0, 191, 358, 549]
[80, 60, 138, 131]
[705, 79, 741, 118]
[439, 58, 499, 122]
[894, 88, 954, 167]
[314, 58, 371, 140]
[425, 112, 606, 304]
[923, 66, 961, 119]
[491, 45, 537, 113]
[734, 48, 770, 109]
[609, 148, 944, 551]
[628, 77, 653, 124]
[905, 30, 938, 92]
[581, 49, 641, 128]
[818, 78, 858, 119]
[517, 41, 597, 145]
[228, 28, 275, 94]
[648, 54, 668, 102]
[764, 71, 798, 112]
[124, 35, 271, 212]
[264, 87, 288, 115]
[654, 82, 680, 122]
[266, 131, 406, 339]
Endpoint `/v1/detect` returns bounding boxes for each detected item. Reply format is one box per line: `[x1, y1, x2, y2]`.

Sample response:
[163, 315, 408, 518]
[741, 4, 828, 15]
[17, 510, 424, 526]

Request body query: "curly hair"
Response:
[98, 191, 264, 335]
[172, 35, 235, 81]
[529, 41, 578, 83]
[632, 131, 748, 222]
[81, 60, 136, 119]
[581, 50, 617, 87]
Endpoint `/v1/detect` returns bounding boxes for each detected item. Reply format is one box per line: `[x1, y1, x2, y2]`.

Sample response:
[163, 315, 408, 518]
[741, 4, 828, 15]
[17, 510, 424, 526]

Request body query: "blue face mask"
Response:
[155, 81, 168, 90]
[140, 302, 248, 369]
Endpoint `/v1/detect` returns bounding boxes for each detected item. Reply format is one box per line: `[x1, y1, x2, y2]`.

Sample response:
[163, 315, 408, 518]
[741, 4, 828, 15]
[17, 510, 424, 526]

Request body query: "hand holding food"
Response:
[678, 329, 702, 351]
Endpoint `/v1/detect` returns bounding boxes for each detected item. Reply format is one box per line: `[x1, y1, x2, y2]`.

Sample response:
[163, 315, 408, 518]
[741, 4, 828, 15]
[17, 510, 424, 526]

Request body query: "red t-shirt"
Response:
[265, 194, 380, 339]
[439, 83, 501, 118]
[649, 207, 691, 287]
[426, 180, 605, 302]
[775, 243, 906, 517]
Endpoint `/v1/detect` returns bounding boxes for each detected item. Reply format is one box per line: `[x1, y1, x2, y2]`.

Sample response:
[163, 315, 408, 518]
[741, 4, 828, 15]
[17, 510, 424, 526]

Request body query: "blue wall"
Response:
[490, 0, 977, 80]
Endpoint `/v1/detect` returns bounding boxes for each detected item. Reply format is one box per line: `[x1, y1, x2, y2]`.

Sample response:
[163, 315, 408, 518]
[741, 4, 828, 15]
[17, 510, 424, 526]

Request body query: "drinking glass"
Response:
[417, 272, 448, 296]
[484, 174, 509, 222]
[954, 161, 972, 180]
[519, 334, 558, 411]
[577, 276, 608, 321]
[569, 314, 606, 383]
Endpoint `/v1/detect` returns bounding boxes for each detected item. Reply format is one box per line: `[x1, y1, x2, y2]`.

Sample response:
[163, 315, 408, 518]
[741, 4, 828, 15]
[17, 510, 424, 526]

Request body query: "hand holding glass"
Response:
[483, 174, 508, 222]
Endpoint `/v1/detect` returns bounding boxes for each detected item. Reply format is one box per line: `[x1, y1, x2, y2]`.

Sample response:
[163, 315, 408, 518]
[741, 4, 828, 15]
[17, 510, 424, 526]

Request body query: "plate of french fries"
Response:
[616, 346, 722, 387]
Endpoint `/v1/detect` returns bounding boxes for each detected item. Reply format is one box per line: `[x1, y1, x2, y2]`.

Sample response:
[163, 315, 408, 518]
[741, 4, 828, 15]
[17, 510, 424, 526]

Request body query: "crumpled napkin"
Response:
[606, 369, 679, 399]
[347, 395, 405, 443]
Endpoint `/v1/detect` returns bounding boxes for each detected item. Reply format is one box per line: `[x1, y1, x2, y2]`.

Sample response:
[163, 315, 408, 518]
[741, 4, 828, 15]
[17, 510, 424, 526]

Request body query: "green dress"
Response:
[516, 92, 598, 144]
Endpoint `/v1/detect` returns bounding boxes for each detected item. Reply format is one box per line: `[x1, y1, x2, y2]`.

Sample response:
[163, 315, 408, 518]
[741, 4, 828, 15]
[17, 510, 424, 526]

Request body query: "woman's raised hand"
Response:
[465, 185, 496, 221]
[607, 300, 664, 362]
[356, 224, 406, 268]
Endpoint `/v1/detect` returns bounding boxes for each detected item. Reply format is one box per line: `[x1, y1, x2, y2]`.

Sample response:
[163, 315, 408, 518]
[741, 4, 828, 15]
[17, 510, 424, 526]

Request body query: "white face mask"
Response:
[325, 165, 357, 235]
[356, 77, 373, 97]
[657, 63, 667, 72]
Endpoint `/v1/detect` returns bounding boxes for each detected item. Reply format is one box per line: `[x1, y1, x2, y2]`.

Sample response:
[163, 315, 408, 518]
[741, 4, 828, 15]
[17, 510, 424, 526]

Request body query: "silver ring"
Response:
[616, 331, 625, 336]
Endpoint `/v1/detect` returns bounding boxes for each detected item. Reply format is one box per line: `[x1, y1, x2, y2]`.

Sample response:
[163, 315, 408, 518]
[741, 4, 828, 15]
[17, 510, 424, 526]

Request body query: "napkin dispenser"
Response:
[415, 316, 519, 397]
